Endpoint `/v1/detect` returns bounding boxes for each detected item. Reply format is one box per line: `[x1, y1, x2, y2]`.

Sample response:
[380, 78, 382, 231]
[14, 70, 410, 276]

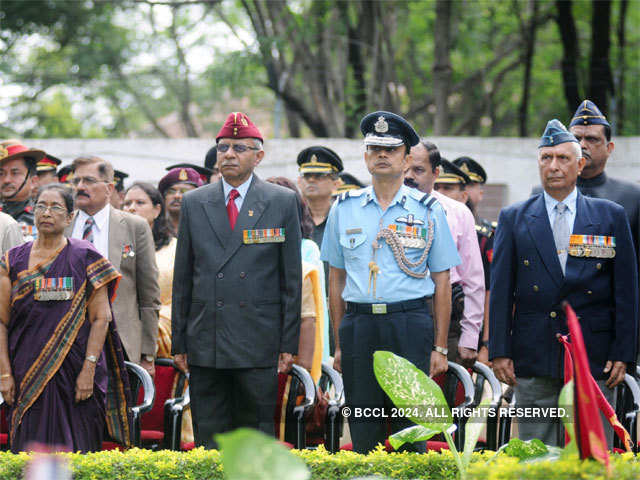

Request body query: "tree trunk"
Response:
[554, 0, 581, 115]
[613, 0, 628, 133]
[588, 0, 613, 114]
[518, 0, 539, 137]
[432, 0, 453, 135]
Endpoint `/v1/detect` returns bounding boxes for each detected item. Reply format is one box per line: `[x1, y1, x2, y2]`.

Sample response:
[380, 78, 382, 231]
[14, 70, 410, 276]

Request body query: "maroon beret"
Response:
[158, 167, 203, 195]
[215, 112, 263, 142]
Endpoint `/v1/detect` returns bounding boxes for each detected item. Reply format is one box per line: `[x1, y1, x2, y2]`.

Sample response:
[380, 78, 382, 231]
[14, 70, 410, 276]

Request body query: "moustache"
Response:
[76, 191, 90, 198]
[404, 178, 418, 188]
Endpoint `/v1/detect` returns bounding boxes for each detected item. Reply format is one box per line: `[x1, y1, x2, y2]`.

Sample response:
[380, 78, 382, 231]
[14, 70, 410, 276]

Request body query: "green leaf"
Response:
[502, 438, 550, 461]
[215, 428, 310, 480]
[373, 351, 452, 431]
[388, 425, 440, 450]
[462, 399, 490, 469]
[558, 380, 578, 457]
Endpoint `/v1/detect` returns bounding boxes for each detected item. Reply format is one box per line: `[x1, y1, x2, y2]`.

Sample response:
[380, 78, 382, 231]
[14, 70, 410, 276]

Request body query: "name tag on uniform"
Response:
[345, 228, 362, 235]
[34, 277, 74, 301]
[568, 234, 616, 259]
[243, 228, 285, 244]
[387, 224, 427, 249]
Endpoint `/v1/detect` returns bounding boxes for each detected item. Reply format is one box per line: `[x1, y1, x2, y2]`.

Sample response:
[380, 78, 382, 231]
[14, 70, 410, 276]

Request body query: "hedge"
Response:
[0, 447, 639, 479]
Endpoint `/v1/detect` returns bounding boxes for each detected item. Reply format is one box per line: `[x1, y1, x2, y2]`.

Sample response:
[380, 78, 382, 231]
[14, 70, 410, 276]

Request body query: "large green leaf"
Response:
[374, 351, 453, 431]
[462, 399, 490, 469]
[388, 425, 441, 450]
[558, 380, 578, 457]
[215, 428, 310, 480]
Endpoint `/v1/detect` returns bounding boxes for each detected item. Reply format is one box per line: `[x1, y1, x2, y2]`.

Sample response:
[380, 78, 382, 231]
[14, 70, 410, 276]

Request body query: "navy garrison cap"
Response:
[570, 99, 610, 128]
[539, 119, 579, 148]
[453, 157, 486, 184]
[297, 146, 344, 174]
[360, 111, 419, 149]
[204, 146, 217, 170]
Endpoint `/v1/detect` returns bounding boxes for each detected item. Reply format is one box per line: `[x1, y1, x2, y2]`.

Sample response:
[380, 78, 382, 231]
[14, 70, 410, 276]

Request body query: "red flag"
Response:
[559, 302, 611, 466]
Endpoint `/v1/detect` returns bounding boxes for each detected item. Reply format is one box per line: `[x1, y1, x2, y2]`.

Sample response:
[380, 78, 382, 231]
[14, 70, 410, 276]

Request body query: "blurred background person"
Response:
[110, 170, 129, 210]
[30, 153, 61, 200]
[0, 211, 23, 254]
[204, 146, 221, 183]
[158, 167, 203, 237]
[0, 184, 131, 453]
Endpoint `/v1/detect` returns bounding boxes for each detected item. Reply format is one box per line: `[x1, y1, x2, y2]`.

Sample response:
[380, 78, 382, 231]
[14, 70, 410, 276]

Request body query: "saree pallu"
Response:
[1, 238, 133, 453]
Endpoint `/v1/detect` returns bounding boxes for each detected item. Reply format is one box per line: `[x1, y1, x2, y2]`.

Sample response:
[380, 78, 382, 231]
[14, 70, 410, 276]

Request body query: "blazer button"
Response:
[596, 263, 602, 270]
[240, 272, 246, 279]
[523, 260, 530, 266]
[217, 272, 224, 279]
[587, 290, 593, 295]
[533, 285, 539, 292]
[216, 300, 224, 308]
[549, 311, 557, 318]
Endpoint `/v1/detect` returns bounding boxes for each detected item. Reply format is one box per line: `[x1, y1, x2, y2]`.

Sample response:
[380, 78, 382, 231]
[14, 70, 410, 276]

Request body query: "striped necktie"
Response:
[83, 216, 95, 244]
[552, 202, 569, 275]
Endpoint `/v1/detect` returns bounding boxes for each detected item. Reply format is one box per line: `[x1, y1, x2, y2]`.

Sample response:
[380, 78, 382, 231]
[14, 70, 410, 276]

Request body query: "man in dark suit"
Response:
[490, 119, 638, 446]
[171, 112, 302, 448]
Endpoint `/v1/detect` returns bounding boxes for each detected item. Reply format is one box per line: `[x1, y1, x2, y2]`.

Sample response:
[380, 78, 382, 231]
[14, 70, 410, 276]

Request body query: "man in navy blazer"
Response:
[490, 119, 638, 446]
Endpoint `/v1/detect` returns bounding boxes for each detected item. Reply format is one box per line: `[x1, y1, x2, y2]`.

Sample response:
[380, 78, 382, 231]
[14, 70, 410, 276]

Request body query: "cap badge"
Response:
[374, 116, 389, 133]
[310, 154, 318, 164]
[179, 169, 188, 181]
[248, 210, 254, 217]
[460, 164, 470, 174]
[240, 115, 248, 127]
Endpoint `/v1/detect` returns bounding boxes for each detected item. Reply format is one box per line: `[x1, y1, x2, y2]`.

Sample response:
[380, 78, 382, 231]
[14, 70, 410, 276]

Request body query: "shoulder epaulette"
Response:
[337, 188, 365, 203]
[417, 193, 439, 211]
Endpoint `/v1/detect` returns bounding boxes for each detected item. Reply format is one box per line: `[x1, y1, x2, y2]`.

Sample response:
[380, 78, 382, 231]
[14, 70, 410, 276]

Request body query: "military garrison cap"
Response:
[113, 170, 129, 192]
[435, 159, 471, 185]
[360, 111, 419, 149]
[570, 99, 610, 128]
[453, 157, 486, 184]
[539, 119, 578, 148]
[297, 146, 343, 174]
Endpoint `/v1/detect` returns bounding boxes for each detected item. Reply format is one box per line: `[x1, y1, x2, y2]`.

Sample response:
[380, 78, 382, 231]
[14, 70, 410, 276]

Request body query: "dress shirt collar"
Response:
[361, 184, 410, 210]
[78, 203, 110, 231]
[222, 174, 253, 203]
[543, 186, 578, 217]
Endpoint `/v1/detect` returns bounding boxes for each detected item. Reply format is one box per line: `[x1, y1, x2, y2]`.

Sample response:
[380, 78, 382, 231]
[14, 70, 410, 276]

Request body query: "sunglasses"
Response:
[217, 143, 261, 154]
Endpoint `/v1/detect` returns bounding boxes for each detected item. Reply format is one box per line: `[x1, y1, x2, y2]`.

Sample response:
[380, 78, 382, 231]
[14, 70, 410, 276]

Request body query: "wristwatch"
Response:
[479, 340, 489, 349]
[85, 355, 98, 364]
[433, 345, 448, 356]
[143, 355, 154, 363]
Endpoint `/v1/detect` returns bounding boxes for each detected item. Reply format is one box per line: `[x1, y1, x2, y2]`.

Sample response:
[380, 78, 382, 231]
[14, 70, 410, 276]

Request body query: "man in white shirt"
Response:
[66, 156, 160, 378]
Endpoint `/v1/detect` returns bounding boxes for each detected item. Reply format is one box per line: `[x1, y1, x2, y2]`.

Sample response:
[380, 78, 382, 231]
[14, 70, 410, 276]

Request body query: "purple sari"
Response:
[0, 238, 132, 453]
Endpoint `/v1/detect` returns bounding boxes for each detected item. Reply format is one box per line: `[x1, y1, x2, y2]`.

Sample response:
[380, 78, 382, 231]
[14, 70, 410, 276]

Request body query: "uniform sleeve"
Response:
[320, 201, 344, 269]
[301, 275, 317, 318]
[488, 208, 516, 360]
[611, 207, 638, 363]
[427, 202, 461, 273]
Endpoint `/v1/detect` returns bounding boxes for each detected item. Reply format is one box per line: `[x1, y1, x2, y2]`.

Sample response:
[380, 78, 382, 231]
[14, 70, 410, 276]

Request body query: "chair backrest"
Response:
[444, 362, 475, 450]
[275, 365, 316, 449]
[471, 361, 502, 451]
[614, 372, 640, 452]
[139, 358, 184, 433]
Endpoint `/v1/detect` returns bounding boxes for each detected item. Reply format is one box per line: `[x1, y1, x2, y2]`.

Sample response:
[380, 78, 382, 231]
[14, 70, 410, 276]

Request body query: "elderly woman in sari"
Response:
[0, 184, 131, 453]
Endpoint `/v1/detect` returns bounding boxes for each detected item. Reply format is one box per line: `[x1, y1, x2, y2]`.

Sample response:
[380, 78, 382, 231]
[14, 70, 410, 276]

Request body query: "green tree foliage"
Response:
[0, 0, 637, 138]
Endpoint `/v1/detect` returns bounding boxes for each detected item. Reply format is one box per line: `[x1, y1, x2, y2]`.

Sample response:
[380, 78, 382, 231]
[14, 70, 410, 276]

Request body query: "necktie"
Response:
[83, 216, 95, 244]
[227, 189, 240, 230]
[552, 202, 569, 274]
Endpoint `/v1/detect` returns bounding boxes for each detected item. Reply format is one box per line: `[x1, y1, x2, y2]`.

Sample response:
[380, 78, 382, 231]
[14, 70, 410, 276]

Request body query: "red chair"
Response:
[0, 397, 9, 450]
[139, 358, 188, 450]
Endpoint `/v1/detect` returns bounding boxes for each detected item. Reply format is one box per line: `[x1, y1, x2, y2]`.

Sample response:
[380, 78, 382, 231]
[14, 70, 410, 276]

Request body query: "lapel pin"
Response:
[248, 210, 254, 217]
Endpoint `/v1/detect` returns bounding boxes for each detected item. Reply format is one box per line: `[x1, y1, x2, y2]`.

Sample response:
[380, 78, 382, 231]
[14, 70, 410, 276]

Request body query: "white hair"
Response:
[253, 138, 263, 151]
[570, 141, 582, 160]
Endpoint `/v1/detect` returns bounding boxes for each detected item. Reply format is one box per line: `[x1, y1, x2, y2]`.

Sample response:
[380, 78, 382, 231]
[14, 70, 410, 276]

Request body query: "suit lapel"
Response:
[108, 207, 126, 270]
[565, 193, 597, 282]
[525, 195, 564, 287]
[203, 182, 232, 246]
[217, 176, 268, 271]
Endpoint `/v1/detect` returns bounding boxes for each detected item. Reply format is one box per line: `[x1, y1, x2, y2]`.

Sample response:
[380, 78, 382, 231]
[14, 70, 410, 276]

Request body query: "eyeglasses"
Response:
[71, 176, 108, 186]
[34, 204, 67, 214]
[217, 143, 261, 154]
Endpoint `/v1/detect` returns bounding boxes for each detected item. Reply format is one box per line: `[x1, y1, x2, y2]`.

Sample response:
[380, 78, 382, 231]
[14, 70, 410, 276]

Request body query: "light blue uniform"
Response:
[321, 184, 460, 302]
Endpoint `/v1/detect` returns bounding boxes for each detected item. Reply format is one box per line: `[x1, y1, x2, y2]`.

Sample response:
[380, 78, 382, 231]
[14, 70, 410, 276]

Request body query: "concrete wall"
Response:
[27, 137, 639, 209]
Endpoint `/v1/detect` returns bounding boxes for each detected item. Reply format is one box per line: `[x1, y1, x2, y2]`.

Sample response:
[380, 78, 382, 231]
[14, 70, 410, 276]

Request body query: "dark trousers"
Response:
[339, 305, 434, 454]
[189, 366, 278, 449]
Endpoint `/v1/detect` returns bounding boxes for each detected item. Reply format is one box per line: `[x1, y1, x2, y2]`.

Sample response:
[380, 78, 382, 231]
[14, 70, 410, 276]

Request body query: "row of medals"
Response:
[397, 232, 427, 249]
[568, 244, 616, 258]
